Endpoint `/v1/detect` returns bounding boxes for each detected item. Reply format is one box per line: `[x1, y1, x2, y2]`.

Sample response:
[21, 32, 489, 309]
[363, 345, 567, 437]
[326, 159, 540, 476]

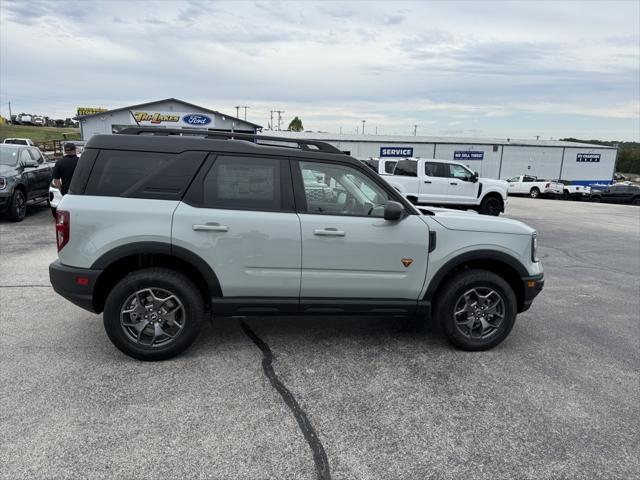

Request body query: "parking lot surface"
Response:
[1, 198, 638, 480]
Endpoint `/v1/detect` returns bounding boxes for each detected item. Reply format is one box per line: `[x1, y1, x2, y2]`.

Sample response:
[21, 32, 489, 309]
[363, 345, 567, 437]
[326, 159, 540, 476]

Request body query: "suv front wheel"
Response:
[435, 269, 517, 351]
[103, 268, 205, 360]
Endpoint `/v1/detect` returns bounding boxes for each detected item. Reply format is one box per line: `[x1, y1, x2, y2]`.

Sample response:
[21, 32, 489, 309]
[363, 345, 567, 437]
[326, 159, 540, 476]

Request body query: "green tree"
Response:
[287, 116, 304, 132]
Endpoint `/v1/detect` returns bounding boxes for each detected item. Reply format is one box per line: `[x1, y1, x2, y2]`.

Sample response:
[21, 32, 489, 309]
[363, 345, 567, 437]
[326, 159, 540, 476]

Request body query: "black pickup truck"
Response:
[0, 144, 53, 221]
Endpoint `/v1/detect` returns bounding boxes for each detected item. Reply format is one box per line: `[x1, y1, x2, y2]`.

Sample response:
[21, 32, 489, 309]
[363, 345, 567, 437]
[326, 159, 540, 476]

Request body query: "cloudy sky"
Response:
[1, 0, 638, 140]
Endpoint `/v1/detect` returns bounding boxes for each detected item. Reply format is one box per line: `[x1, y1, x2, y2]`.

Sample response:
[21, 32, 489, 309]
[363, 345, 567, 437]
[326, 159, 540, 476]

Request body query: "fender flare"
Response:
[424, 249, 528, 300]
[91, 241, 222, 297]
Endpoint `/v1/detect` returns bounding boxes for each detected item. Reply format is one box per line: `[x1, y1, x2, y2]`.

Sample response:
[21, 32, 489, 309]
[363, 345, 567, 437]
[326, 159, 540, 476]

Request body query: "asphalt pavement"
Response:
[1, 198, 638, 479]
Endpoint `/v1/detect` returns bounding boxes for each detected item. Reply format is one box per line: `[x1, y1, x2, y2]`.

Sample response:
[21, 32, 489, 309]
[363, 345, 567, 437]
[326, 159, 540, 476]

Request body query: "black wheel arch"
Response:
[424, 250, 529, 313]
[91, 242, 222, 313]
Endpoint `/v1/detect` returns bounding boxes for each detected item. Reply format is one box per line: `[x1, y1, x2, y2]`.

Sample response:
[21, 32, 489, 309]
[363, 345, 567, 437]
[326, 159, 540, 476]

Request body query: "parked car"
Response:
[3, 138, 35, 147]
[0, 144, 53, 221]
[48, 128, 543, 360]
[589, 184, 640, 205]
[383, 158, 508, 215]
[506, 175, 563, 198]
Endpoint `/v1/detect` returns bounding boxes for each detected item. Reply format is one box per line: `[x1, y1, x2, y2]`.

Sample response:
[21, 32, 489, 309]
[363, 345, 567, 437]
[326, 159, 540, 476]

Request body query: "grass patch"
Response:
[0, 124, 81, 143]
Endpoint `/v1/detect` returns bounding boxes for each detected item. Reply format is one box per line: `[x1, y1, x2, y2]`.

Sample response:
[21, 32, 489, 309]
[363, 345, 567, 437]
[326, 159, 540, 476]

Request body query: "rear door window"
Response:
[425, 162, 448, 177]
[198, 155, 294, 212]
[394, 160, 417, 177]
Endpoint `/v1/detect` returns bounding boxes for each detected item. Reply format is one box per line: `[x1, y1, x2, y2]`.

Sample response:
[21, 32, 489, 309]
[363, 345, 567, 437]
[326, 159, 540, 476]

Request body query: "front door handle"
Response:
[314, 228, 345, 237]
[424, 180, 432, 184]
[193, 223, 229, 232]
[450, 182, 458, 185]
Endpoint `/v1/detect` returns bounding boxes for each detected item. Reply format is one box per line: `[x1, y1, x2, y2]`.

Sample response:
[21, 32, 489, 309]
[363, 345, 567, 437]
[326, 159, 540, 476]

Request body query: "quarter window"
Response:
[298, 161, 392, 217]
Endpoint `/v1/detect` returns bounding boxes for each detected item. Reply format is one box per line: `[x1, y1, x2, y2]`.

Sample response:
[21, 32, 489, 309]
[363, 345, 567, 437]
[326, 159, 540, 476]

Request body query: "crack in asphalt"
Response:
[240, 320, 331, 480]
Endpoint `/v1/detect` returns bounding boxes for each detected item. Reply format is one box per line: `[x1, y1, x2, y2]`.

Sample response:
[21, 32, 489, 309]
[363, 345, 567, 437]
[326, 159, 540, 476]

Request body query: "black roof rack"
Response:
[117, 127, 345, 155]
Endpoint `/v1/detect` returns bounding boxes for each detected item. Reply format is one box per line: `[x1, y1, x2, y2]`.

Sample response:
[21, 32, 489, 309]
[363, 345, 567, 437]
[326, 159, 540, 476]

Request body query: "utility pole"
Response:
[413, 124, 418, 136]
[274, 110, 285, 131]
[339, 127, 342, 134]
[242, 106, 249, 121]
[234, 106, 240, 118]
[375, 126, 378, 135]
[7, 102, 12, 122]
[269, 110, 274, 130]
[362, 120, 366, 135]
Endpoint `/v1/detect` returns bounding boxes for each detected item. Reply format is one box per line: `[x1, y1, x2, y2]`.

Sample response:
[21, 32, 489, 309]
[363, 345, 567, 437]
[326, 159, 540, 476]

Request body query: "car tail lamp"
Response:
[56, 210, 70, 251]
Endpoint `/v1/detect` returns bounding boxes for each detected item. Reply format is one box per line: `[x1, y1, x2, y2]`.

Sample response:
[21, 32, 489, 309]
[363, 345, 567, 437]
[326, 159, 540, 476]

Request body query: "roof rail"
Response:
[116, 127, 345, 154]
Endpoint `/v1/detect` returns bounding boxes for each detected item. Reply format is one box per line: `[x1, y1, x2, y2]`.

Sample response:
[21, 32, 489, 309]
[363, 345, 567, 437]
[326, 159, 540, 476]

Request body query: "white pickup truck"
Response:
[361, 157, 398, 175]
[547, 181, 591, 200]
[383, 158, 509, 216]
[506, 175, 563, 198]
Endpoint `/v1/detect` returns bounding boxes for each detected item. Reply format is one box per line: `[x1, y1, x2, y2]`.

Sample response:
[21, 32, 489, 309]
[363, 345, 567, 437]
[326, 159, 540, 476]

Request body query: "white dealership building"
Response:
[76, 98, 262, 140]
[269, 132, 617, 185]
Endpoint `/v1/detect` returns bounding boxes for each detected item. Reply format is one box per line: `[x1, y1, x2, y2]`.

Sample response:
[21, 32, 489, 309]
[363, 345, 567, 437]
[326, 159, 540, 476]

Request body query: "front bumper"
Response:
[0, 191, 11, 213]
[520, 273, 544, 312]
[49, 260, 102, 313]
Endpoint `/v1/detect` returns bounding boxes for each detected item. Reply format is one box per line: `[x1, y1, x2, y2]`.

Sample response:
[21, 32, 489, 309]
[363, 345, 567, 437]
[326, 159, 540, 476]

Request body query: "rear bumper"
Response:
[520, 273, 544, 312]
[49, 260, 102, 313]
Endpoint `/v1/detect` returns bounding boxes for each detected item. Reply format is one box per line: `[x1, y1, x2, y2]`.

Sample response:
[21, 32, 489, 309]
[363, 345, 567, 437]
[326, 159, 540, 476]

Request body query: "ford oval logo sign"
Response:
[182, 114, 212, 126]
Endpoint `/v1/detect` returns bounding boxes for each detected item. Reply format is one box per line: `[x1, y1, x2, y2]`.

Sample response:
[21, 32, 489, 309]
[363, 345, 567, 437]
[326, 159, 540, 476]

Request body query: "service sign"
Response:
[380, 147, 413, 157]
[576, 153, 600, 163]
[454, 151, 484, 160]
[132, 111, 214, 129]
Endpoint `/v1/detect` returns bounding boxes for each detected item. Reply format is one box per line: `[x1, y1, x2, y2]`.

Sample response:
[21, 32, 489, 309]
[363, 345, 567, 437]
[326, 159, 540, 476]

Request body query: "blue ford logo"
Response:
[182, 114, 212, 126]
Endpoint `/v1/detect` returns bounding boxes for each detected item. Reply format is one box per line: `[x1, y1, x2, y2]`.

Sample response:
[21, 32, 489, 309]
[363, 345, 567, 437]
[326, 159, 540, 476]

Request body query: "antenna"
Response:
[274, 110, 285, 131]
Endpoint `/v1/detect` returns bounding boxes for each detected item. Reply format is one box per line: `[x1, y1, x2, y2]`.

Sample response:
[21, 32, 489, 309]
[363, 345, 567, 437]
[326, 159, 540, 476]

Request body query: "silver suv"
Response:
[49, 128, 544, 360]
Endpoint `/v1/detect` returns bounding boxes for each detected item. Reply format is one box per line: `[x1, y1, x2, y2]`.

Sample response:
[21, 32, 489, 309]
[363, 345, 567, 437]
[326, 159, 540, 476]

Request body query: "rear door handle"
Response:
[424, 180, 432, 184]
[450, 182, 458, 185]
[314, 228, 345, 237]
[193, 223, 229, 232]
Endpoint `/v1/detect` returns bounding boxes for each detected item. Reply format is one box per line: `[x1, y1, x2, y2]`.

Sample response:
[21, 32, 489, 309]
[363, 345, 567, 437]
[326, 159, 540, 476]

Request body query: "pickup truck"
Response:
[383, 158, 509, 216]
[3, 138, 35, 147]
[547, 180, 591, 200]
[506, 175, 563, 198]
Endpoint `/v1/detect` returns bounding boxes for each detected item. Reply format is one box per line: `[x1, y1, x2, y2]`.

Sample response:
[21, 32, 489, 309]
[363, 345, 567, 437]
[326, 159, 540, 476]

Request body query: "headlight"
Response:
[531, 232, 539, 262]
[0, 177, 6, 190]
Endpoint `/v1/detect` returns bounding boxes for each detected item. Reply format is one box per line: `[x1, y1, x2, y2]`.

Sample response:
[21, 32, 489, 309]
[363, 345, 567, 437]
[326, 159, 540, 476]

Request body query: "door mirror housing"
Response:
[471, 171, 479, 183]
[21, 160, 38, 168]
[383, 201, 404, 221]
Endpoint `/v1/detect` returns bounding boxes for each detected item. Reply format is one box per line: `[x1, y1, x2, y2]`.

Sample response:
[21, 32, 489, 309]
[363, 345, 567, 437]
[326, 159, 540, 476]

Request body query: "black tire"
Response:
[7, 189, 27, 222]
[591, 196, 601, 203]
[529, 187, 540, 198]
[434, 269, 517, 351]
[479, 195, 502, 216]
[50, 207, 57, 219]
[103, 268, 205, 361]
[632, 197, 640, 206]
[563, 190, 570, 200]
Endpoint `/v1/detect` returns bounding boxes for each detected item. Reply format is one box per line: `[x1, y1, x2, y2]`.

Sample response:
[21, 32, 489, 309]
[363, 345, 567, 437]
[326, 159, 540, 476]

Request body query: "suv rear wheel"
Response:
[434, 269, 517, 351]
[8, 189, 27, 222]
[103, 268, 205, 360]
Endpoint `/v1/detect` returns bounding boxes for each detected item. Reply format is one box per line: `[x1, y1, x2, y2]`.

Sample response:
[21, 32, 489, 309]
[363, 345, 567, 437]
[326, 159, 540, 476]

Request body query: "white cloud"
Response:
[0, 0, 638, 140]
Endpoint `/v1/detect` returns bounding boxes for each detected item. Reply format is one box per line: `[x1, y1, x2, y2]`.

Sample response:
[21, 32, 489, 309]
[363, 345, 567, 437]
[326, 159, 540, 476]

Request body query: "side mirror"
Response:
[471, 172, 479, 183]
[21, 160, 38, 168]
[384, 201, 404, 221]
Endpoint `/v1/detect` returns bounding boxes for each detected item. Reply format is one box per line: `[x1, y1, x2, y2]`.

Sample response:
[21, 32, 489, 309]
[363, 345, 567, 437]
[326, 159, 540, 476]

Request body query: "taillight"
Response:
[56, 210, 70, 251]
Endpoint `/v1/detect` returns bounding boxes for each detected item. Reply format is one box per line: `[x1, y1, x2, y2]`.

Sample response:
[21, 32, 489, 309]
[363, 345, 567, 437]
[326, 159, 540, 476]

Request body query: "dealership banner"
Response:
[454, 151, 484, 160]
[132, 111, 214, 129]
[77, 107, 108, 116]
[576, 153, 601, 163]
[380, 147, 413, 157]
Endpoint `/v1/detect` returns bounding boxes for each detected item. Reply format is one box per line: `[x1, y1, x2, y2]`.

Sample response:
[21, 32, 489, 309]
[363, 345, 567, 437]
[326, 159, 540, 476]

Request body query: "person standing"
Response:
[51, 143, 79, 216]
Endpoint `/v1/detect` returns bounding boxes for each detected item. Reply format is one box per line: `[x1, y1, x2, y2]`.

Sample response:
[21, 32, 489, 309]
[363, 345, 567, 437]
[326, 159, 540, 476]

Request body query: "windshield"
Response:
[0, 146, 20, 166]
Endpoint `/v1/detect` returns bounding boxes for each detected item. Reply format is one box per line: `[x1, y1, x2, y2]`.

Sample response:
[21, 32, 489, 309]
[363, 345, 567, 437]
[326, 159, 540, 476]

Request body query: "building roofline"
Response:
[74, 98, 262, 128]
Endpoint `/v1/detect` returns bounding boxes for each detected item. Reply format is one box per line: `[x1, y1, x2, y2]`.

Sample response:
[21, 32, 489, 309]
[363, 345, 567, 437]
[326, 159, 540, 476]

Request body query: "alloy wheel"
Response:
[120, 288, 186, 347]
[453, 287, 505, 339]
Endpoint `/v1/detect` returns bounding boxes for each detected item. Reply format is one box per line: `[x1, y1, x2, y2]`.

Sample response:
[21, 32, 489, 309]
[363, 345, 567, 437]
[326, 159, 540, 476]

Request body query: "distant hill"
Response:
[561, 138, 640, 174]
[0, 124, 81, 143]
